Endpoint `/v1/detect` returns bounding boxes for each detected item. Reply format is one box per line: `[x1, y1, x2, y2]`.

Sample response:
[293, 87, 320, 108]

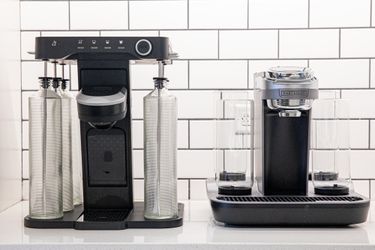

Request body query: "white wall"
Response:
[19, 0, 375, 200]
[0, 0, 22, 211]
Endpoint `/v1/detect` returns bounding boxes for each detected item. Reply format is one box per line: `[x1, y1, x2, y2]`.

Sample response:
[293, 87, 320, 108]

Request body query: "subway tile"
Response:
[22, 180, 29, 201]
[351, 150, 375, 178]
[190, 60, 248, 89]
[341, 90, 375, 118]
[165, 61, 189, 89]
[23, 151, 29, 180]
[178, 150, 215, 178]
[130, 0, 187, 29]
[349, 120, 370, 149]
[22, 121, 28, 150]
[373, 1, 375, 26]
[249, 60, 308, 88]
[173, 91, 220, 119]
[352, 180, 370, 198]
[371, 120, 375, 148]
[341, 29, 375, 58]
[220, 30, 278, 59]
[131, 90, 148, 119]
[132, 120, 189, 149]
[21, 32, 39, 60]
[160, 30, 218, 59]
[130, 64, 158, 90]
[190, 180, 208, 200]
[133, 149, 144, 178]
[133, 179, 144, 201]
[21, 2, 69, 30]
[100, 31, 159, 37]
[190, 120, 215, 148]
[22, 91, 36, 120]
[70, 64, 79, 91]
[70, 1, 128, 30]
[249, 0, 308, 28]
[189, 0, 247, 29]
[132, 179, 189, 201]
[372, 180, 375, 200]
[310, 0, 370, 28]
[371, 59, 375, 88]
[21, 61, 43, 90]
[41, 31, 100, 37]
[280, 29, 339, 59]
[309, 59, 369, 89]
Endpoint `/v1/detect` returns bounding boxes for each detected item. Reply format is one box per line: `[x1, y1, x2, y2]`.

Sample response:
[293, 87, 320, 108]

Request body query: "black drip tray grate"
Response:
[217, 196, 363, 203]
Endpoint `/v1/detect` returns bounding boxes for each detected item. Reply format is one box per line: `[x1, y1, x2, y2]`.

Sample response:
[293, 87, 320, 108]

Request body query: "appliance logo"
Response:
[279, 89, 309, 98]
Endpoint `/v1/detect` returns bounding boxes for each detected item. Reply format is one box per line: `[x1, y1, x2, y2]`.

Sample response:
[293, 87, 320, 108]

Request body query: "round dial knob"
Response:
[135, 39, 152, 56]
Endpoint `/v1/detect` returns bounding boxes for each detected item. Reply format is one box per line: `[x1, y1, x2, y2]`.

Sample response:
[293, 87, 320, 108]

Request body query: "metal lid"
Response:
[254, 66, 319, 100]
[265, 66, 315, 82]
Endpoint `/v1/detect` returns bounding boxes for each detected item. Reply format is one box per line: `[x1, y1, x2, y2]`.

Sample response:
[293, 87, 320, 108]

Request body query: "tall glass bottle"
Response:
[144, 74, 178, 220]
[54, 64, 74, 212]
[29, 61, 62, 219]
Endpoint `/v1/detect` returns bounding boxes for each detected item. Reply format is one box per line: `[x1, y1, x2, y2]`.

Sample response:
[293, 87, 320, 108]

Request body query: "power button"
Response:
[135, 39, 152, 56]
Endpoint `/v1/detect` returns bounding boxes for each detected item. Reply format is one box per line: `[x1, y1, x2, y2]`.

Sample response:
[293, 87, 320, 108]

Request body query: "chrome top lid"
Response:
[265, 66, 315, 82]
[254, 66, 318, 100]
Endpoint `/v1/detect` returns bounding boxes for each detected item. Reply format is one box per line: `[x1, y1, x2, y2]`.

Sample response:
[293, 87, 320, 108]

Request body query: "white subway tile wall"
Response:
[20, 0, 375, 201]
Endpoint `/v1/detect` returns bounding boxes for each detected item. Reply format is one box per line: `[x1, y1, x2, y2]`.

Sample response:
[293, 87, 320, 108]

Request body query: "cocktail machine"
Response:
[25, 37, 182, 230]
[207, 67, 369, 226]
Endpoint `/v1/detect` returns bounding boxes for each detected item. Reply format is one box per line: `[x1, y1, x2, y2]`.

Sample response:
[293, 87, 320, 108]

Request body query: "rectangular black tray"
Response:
[24, 202, 184, 230]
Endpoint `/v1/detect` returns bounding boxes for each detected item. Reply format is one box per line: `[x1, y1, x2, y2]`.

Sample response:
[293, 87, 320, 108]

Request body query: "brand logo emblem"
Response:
[280, 89, 309, 98]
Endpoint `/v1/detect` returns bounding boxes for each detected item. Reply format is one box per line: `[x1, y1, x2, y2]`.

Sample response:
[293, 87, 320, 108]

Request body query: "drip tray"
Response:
[207, 179, 370, 226]
[24, 202, 184, 230]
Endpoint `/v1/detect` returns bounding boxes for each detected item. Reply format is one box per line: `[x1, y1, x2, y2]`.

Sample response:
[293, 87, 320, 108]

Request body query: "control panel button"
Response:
[135, 39, 152, 56]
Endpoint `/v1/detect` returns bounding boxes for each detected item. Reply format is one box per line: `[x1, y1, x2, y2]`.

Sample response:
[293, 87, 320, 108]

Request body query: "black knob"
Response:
[135, 39, 152, 56]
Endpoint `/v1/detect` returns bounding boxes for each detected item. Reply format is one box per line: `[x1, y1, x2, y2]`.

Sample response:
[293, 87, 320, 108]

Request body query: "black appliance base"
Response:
[207, 179, 370, 226]
[24, 202, 184, 230]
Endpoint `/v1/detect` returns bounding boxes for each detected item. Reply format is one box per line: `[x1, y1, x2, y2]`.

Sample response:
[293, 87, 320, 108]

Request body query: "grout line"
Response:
[247, 0, 250, 29]
[68, 0, 71, 30]
[277, 30, 280, 59]
[187, 60, 190, 89]
[187, 120, 191, 149]
[217, 30, 220, 59]
[307, 0, 311, 28]
[338, 29, 341, 58]
[246, 60, 249, 89]
[127, 0, 130, 30]
[371, 0, 373, 27]
[20, 27, 375, 32]
[369, 120, 372, 149]
[188, 179, 191, 199]
[187, 0, 189, 29]
[369, 59, 372, 88]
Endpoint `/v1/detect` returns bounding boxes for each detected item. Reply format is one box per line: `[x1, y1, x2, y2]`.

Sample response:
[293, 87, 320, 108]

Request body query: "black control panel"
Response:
[35, 37, 170, 60]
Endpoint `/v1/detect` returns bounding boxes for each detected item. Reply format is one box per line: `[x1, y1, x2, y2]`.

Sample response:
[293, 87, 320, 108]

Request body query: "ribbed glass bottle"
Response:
[144, 78, 178, 220]
[58, 80, 74, 212]
[29, 78, 63, 219]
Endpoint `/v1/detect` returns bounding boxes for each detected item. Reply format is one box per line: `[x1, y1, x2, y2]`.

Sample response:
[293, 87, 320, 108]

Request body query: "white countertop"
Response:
[0, 201, 375, 250]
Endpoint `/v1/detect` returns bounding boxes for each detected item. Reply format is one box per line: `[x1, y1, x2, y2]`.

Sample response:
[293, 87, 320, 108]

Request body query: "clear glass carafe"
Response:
[29, 77, 63, 219]
[144, 77, 178, 219]
[214, 92, 254, 195]
[310, 92, 352, 195]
